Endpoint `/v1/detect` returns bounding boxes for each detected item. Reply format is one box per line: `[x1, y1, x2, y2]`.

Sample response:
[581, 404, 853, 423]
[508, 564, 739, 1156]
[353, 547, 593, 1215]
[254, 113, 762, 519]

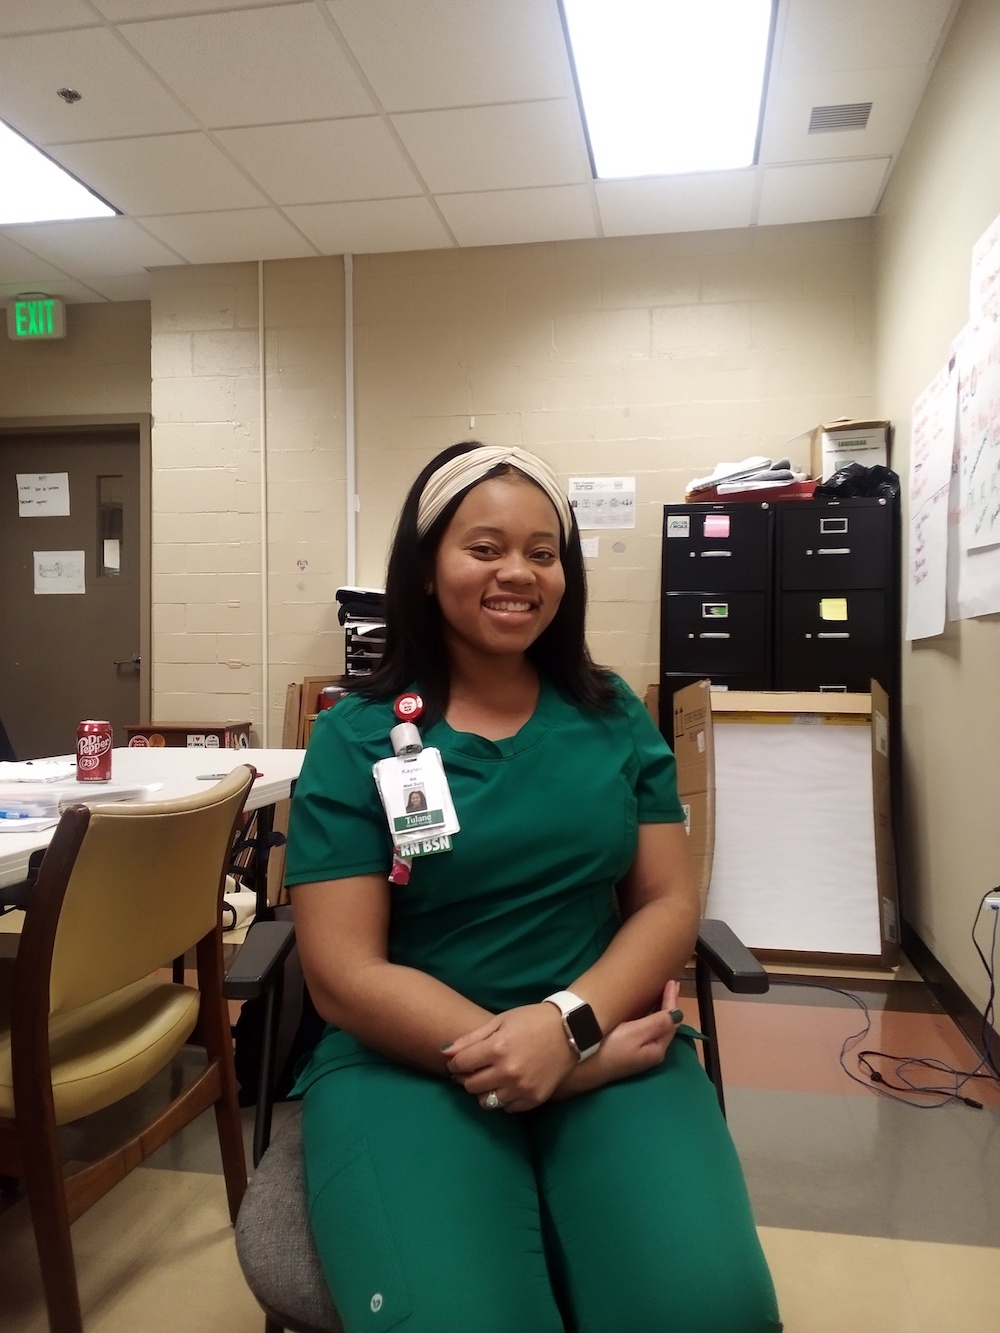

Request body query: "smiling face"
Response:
[431, 474, 566, 667]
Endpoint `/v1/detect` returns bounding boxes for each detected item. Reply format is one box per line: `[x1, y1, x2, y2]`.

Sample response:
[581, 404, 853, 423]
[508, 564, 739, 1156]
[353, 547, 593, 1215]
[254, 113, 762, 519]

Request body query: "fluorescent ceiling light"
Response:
[562, 0, 774, 178]
[0, 119, 116, 224]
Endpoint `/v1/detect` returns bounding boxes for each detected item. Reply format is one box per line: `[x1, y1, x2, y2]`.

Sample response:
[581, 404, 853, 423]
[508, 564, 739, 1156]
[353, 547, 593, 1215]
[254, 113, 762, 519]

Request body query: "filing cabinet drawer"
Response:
[778, 590, 887, 676]
[779, 501, 889, 590]
[662, 591, 769, 675]
[662, 504, 770, 591]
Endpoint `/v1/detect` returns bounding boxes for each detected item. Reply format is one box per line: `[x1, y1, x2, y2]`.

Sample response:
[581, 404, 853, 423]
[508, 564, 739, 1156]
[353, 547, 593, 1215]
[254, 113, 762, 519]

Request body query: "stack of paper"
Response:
[0, 759, 76, 783]
[685, 456, 804, 499]
[0, 781, 164, 830]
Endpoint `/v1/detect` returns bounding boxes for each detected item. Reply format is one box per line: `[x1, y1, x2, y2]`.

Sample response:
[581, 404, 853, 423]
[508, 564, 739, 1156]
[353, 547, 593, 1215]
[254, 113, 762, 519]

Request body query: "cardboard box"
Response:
[125, 721, 252, 749]
[787, 419, 890, 481]
[671, 680, 899, 967]
[671, 680, 716, 916]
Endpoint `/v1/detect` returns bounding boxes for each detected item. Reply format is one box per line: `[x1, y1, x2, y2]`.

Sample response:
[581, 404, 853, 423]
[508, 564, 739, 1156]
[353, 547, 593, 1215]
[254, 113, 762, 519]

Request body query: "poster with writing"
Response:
[568, 476, 636, 529]
[17, 472, 70, 517]
[958, 319, 1000, 551]
[970, 214, 1000, 323]
[949, 324, 1000, 618]
[905, 363, 955, 640]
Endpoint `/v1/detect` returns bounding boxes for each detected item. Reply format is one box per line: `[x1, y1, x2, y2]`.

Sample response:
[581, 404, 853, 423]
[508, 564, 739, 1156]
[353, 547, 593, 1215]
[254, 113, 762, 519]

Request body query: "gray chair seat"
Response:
[236, 1109, 343, 1333]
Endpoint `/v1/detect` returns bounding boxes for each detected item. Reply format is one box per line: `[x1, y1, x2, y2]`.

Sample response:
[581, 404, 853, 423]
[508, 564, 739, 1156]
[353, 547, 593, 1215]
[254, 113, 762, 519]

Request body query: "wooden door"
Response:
[0, 427, 142, 758]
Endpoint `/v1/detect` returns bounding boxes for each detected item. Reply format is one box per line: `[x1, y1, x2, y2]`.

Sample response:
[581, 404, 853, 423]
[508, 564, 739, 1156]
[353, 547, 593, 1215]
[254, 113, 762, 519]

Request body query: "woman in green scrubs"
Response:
[286, 442, 781, 1333]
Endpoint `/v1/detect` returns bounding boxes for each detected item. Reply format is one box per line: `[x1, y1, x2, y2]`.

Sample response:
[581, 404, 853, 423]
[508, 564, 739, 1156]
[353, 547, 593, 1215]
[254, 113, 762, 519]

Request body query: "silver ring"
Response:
[485, 1090, 502, 1110]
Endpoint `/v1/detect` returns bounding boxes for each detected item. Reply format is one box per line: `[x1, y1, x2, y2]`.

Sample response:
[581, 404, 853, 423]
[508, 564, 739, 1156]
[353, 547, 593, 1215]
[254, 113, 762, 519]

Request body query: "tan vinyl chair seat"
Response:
[0, 763, 256, 1333]
[0, 976, 200, 1122]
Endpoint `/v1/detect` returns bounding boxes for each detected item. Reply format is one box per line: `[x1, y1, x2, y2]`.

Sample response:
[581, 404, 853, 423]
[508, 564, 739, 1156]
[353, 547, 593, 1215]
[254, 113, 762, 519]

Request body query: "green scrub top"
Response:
[285, 674, 684, 1016]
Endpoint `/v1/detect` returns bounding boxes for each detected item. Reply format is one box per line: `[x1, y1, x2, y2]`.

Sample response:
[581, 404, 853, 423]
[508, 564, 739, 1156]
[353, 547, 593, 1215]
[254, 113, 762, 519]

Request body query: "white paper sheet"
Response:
[33, 550, 85, 595]
[568, 476, 636, 529]
[17, 472, 70, 517]
[949, 324, 1000, 617]
[706, 720, 882, 955]
[905, 363, 956, 639]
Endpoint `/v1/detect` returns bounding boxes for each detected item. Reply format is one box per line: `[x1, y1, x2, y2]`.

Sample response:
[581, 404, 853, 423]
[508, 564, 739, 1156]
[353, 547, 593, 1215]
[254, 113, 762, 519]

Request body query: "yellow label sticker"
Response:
[819, 597, 848, 621]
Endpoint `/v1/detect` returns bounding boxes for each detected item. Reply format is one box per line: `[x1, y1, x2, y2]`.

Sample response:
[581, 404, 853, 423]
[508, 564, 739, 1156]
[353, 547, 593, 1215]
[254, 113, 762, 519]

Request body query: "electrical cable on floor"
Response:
[769, 893, 1000, 1110]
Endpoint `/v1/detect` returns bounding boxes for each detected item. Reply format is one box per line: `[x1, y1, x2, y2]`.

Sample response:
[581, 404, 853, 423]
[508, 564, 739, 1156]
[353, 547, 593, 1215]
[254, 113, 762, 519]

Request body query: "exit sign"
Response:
[6, 296, 67, 340]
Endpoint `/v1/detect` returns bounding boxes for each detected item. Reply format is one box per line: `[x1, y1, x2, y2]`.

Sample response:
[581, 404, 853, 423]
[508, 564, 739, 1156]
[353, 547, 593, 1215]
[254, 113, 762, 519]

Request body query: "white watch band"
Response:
[542, 990, 602, 1061]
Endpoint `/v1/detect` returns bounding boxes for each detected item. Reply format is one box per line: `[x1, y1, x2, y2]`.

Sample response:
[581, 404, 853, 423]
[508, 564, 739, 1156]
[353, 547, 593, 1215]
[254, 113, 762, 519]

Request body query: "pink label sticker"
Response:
[703, 514, 731, 538]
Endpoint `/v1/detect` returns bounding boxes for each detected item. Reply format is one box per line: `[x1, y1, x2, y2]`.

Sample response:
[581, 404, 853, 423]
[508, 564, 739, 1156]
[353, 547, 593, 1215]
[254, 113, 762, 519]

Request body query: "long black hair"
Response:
[354, 441, 615, 721]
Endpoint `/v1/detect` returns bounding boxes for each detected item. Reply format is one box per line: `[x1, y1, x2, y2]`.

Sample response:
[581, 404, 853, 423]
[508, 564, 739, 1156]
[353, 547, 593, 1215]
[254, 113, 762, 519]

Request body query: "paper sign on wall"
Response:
[33, 550, 85, 595]
[568, 476, 636, 529]
[17, 473, 70, 517]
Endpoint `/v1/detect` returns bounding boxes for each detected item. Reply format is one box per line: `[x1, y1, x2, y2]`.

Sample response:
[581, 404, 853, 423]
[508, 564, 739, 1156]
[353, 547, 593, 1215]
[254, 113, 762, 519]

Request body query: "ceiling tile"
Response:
[760, 66, 930, 163]
[438, 185, 597, 248]
[94, 0, 303, 16]
[0, 1, 98, 34]
[392, 101, 589, 194]
[329, 0, 572, 111]
[0, 276, 108, 303]
[284, 198, 453, 254]
[0, 28, 195, 144]
[140, 209, 318, 264]
[215, 119, 423, 205]
[774, 0, 957, 74]
[757, 159, 892, 225]
[0, 232, 79, 286]
[50, 133, 268, 216]
[84, 272, 153, 301]
[0, 217, 184, 277]
[597, 173, 757, 237]
[121, 4, 375, 129]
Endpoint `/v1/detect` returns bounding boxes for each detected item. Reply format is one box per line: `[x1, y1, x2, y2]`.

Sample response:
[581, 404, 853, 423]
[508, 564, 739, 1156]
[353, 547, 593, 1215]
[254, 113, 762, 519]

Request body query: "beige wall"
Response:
[875, 0, 1000, 1016]
[149, 259, 346, 742]
[148, 224, 875, 740]
[0, 300, 150, 417]
[353, 226, 876, 693]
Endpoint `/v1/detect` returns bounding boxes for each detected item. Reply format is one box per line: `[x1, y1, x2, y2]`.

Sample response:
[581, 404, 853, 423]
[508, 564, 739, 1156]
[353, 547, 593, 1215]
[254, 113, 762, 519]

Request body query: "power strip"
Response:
[985, 893, 1000, 913]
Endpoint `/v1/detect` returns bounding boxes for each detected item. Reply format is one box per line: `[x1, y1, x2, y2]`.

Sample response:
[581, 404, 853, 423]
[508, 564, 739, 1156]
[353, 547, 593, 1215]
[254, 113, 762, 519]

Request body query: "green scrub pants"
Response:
[300, 1038, 781, 1333]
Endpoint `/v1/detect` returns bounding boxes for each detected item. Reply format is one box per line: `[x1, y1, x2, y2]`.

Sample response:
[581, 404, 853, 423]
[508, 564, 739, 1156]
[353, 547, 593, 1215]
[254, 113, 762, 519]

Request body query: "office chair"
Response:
[228, 916, 769, 1333]
[0, 764, 256, 1333]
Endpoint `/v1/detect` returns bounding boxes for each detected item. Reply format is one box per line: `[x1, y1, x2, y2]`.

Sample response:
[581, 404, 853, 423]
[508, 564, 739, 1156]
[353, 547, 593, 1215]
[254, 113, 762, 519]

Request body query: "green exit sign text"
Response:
[6, 296, 67, 340]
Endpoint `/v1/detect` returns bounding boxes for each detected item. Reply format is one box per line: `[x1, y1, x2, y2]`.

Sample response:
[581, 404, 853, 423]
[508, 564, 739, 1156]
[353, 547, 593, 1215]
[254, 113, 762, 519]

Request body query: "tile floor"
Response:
[2, 959, 999, 1333]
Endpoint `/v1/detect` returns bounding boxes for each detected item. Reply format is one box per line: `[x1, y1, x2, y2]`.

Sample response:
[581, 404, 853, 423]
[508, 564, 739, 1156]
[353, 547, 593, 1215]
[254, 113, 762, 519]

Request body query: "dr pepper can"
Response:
[76, 720, 113, 782]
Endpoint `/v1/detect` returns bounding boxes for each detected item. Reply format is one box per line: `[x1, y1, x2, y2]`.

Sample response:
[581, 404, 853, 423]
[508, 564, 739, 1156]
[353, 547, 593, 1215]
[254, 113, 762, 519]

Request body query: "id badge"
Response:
[372, 748, 460, 859]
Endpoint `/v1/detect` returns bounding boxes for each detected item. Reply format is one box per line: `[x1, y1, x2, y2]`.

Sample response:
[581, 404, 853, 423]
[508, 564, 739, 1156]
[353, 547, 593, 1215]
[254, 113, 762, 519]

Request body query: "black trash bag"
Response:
[814, 462, 900, 500]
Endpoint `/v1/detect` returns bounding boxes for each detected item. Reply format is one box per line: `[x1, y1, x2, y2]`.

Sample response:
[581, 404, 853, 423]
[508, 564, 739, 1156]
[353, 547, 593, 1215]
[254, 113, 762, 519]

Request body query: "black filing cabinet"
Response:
[660, 496, 899, 711]
[775, 498, 897, 694]
[660, 502, 773, 700]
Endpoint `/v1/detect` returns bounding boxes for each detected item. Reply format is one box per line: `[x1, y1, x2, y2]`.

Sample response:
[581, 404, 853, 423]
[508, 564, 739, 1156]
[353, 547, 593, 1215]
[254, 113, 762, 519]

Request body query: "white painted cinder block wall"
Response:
[147, 220, 876, 740]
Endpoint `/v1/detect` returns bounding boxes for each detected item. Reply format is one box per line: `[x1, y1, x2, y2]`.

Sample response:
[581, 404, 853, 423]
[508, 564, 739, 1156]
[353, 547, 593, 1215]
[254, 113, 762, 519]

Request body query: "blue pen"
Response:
[0, 810, 33, 820]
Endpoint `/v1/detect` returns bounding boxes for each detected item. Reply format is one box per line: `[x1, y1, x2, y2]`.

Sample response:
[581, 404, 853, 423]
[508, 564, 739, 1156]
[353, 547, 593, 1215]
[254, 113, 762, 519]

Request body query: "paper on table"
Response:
[0, 760, 76, 783]
[0, 816, 59, 833]
[0, 781, 164, 815]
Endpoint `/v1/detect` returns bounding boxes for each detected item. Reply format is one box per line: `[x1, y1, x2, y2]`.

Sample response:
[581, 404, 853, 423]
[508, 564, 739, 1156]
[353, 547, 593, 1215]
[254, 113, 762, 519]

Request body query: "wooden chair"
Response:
[0, 764, 256, 1333]
[229, 917, 769, 1333]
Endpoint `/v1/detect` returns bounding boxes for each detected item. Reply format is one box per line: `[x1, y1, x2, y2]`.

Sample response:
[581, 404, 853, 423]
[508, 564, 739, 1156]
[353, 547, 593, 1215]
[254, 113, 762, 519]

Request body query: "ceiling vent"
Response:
[808, 102, 873, 133]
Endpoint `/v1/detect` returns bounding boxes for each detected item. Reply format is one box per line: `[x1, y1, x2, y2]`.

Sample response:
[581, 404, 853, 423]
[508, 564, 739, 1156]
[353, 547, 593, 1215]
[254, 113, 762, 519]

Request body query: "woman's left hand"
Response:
[443, 1003, 578, 1112]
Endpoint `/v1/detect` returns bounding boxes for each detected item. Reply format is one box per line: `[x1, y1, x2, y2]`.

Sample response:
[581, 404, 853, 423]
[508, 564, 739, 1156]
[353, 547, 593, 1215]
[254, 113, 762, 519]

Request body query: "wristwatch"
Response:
[543, 990, 603, 1061]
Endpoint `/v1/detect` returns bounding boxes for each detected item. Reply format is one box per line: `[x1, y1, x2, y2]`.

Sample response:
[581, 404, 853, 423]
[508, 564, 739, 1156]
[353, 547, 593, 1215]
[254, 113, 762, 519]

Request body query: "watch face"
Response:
[566, 1003, 603, 1052]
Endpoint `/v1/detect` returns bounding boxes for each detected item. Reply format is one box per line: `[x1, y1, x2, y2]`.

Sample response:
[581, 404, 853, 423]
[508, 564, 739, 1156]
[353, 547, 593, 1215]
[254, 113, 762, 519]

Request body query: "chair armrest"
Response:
[223, 919, 296, 1000]
[695, 919, 769, 995]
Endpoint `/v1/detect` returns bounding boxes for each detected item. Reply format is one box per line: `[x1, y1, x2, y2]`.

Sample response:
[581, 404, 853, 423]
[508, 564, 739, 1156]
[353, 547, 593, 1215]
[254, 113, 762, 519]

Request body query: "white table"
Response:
[0, 747, 305, 891]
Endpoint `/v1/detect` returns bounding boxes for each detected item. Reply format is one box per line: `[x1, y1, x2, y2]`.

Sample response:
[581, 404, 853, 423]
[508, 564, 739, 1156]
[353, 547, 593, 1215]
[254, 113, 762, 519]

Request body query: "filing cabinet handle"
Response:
[698, 550, 732, 557]
[815, 547, 850, 555]
[817, 632, 850, 639]
[698, 632, 731, 640]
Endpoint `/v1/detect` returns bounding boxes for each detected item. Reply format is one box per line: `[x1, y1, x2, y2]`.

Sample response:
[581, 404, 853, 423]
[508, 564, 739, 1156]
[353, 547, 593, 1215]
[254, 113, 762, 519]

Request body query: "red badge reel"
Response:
[393, 693, 424, 722]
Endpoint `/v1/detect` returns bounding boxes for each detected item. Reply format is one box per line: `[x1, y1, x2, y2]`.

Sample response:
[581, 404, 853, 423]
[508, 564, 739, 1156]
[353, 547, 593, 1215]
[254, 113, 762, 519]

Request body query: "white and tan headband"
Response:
[416, 446, 573, 542]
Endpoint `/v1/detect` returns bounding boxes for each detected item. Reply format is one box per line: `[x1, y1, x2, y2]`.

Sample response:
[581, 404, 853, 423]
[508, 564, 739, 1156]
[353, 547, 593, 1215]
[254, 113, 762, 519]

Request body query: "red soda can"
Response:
[76, 721, 113, 782]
